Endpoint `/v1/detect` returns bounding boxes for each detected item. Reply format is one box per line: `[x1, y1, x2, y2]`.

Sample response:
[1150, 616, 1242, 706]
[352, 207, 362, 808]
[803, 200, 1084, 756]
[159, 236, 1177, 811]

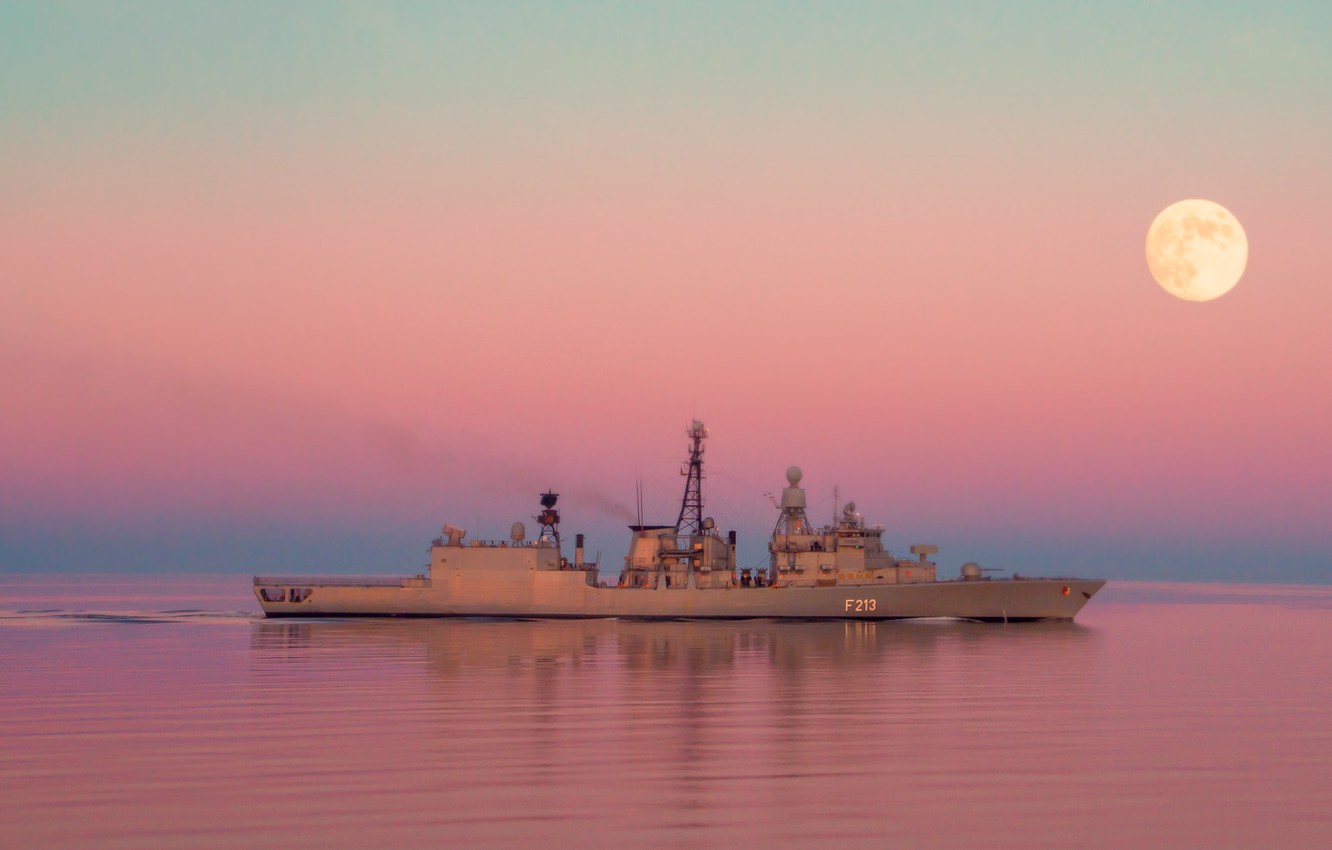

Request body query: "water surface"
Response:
[2, 577, 1328, 848]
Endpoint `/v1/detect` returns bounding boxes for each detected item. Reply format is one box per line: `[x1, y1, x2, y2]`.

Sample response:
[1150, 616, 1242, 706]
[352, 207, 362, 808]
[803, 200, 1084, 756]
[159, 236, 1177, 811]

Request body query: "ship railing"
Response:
[253, 575, 417, 587]
[430, 539, 556, 549]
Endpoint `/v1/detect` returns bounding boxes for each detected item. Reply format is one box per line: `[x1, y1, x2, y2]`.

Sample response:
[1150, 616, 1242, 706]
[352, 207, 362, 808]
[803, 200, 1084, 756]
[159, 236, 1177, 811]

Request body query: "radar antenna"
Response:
[536, 491, 561, 547]
[773, 466, 810, 536]
[675, 420, 707, 536]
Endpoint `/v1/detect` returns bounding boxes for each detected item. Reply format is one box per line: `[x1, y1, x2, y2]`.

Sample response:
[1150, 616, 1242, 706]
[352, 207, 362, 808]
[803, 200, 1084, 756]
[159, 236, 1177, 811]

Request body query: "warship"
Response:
[254, 422, 1104, 620]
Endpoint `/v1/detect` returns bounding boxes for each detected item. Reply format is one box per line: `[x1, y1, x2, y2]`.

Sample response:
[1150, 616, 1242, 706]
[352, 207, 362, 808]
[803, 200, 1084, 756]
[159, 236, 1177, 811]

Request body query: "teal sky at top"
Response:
[3, 1, 1330, 181]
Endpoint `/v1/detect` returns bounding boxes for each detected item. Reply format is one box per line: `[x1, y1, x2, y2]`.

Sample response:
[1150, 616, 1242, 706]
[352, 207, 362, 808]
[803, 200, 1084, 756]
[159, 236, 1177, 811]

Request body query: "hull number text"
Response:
[844, 598, 877, 613]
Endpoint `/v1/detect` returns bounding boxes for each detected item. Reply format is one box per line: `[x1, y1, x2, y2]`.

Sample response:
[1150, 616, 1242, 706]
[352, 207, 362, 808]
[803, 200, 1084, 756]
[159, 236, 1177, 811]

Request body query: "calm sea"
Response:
[1, 576, 1328, 849]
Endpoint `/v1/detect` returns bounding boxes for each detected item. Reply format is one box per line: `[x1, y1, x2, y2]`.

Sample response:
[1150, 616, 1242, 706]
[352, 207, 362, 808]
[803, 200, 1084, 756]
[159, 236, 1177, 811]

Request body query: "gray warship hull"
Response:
[254, 572, 1103, 621]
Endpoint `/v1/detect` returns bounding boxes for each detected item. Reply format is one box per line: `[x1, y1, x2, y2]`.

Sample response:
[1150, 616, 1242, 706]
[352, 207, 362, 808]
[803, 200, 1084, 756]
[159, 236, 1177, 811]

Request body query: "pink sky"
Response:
[2, 4, 1329, 579]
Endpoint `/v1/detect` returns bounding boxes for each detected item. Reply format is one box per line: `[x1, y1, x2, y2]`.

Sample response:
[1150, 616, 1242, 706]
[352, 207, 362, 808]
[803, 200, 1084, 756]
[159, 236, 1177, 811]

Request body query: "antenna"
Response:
[772, 465, 810, 536]
[675, 420, 707, 536]
[536, 491, 560, 548]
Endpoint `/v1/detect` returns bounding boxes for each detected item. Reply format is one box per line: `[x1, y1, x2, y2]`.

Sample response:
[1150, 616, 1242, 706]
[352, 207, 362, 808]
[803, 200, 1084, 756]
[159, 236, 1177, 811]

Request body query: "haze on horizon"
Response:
[2, 2, 1329, 583]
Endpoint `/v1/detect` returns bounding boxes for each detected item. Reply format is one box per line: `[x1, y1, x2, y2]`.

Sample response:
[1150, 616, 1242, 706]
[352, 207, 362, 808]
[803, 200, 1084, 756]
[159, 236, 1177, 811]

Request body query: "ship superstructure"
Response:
[766, 466, 939, 587]
[620, 422, 736, 590]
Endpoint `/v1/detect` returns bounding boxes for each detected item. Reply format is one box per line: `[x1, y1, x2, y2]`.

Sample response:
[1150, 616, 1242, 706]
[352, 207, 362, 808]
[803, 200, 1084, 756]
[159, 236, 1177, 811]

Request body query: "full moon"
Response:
[1145, 199, 1248, 301]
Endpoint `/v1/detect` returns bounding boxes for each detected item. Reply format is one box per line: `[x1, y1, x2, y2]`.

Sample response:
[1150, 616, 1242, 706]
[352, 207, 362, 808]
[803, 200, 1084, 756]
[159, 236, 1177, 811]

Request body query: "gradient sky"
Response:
[2, 1, 1329, 581]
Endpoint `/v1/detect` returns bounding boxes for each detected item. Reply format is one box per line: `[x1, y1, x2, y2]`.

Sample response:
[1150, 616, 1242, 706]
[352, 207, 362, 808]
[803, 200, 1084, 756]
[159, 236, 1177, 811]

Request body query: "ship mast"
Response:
[773, 466, 810, 535]
[536, 491, 561, 547]
[675, 420, 707, 536]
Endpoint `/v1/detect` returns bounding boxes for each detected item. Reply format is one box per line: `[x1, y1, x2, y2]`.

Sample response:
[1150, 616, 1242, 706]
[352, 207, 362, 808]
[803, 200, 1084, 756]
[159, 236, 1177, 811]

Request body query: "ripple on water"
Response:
[0, 580, 1329, 849]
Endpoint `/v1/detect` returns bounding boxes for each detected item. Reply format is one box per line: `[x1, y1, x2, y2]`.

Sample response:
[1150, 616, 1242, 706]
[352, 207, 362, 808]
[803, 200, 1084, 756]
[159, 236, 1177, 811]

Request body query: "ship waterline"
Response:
[254, 422, 1104, 620]
[252, 574, 1102, 620]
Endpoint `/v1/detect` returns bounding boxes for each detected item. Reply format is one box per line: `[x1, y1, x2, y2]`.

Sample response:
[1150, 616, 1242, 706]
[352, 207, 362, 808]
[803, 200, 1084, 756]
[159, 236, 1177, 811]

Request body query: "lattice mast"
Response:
[773, 466, 810, 536]
[675, 420, 707, 536]
[536, 491, 561, 547]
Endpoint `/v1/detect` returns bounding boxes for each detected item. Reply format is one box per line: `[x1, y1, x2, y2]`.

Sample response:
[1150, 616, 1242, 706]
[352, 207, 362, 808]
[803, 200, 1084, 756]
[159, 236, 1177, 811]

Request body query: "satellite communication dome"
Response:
[510, 522, 526, 542]
[786, 466, 803, 486]
[691, 419, 705, 432]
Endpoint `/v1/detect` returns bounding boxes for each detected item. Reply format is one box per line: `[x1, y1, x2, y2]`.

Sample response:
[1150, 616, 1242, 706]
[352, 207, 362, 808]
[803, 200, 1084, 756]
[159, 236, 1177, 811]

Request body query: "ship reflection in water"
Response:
[3, 579, 1329, 849]
[247, 617, 1105, 846]
[250, 615, 1094, 675]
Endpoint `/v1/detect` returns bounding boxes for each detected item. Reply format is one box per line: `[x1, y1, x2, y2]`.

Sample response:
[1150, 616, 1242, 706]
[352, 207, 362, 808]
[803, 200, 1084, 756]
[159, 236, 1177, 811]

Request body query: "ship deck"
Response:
[253, 575, 424, 588]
